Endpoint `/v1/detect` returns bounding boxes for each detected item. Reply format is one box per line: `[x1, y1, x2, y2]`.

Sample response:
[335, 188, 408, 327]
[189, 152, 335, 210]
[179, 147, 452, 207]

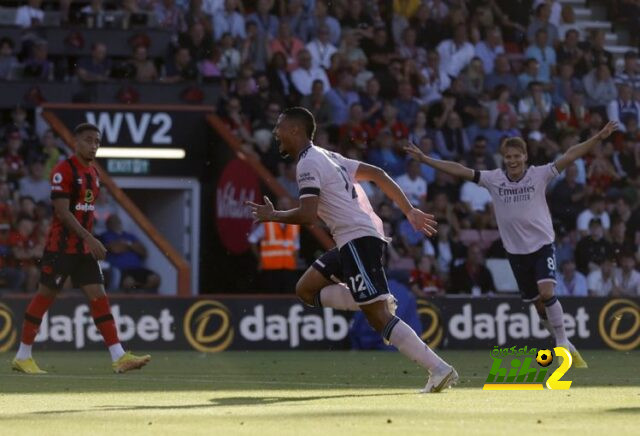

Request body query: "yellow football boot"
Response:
[570, 349, 588, 368]
[112, 351, 151, 373]
[12, 357, 47, 374]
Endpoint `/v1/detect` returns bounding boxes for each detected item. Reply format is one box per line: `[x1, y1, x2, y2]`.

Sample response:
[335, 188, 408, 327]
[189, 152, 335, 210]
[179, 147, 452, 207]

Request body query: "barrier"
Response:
[0, 296, 637, 352]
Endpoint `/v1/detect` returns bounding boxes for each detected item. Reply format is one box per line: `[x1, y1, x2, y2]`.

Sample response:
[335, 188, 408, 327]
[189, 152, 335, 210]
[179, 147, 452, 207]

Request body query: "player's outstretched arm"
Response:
[355, 163, 437, 236]
[404, 142, 475, 181]
[246, 195, 319, 225]
[52, 198, 107, 260]
[555, 121, 618, 173]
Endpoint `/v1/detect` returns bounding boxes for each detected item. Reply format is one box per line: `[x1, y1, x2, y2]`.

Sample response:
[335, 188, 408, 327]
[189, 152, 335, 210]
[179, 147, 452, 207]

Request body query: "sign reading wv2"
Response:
[85, 112, 173, 145]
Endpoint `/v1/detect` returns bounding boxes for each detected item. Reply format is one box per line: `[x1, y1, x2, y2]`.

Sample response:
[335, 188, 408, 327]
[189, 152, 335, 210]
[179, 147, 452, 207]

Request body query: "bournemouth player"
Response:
[405, 120, 619, 368]
[12, 123, 151, 374]
[247, 107, 458, 393]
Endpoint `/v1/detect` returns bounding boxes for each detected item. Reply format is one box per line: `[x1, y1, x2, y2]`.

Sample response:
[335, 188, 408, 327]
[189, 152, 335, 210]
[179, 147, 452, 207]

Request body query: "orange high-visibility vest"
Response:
[260, 222, 299, 270]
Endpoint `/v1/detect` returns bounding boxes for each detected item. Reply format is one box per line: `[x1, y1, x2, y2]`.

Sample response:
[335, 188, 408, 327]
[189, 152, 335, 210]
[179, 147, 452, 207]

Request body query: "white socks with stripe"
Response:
[316, 284, 360, 311]
[384, 317, 448, 373]
[543, 296, 569, 346]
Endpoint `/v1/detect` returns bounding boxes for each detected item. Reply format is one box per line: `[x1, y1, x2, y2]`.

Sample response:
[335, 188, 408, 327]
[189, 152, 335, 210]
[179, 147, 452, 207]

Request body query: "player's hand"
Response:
[598, 121, 618, 140]
[87, 235, 107, 260]
[404, 141, 426, 162]
[407, 208, 437, 237]
[245, 196, 275, 222]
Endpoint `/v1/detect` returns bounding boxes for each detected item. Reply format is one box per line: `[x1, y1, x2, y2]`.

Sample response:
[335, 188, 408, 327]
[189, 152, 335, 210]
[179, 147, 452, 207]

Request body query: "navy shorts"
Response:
[341, 237, 391, 304]
[506, 243, 557, 302]
[312, 247, 344, 283]
[39, 251, 104, 290]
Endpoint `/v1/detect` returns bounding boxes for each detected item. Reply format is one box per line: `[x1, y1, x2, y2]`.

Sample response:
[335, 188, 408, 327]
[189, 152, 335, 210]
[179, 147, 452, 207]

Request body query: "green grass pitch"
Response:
[0, 350, 638, 435]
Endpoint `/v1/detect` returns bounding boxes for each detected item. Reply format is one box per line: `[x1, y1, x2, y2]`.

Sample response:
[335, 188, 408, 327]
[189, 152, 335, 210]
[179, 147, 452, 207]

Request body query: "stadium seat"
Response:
[486, 258, 519, 293]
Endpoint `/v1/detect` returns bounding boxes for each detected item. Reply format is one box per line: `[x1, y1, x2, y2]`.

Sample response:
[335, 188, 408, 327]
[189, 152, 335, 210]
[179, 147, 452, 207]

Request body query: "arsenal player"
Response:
[12, 123, 151, 374]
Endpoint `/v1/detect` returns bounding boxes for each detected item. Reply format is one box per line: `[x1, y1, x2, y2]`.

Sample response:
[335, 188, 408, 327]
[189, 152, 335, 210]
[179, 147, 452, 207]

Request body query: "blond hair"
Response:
[500, 137, 527, 155]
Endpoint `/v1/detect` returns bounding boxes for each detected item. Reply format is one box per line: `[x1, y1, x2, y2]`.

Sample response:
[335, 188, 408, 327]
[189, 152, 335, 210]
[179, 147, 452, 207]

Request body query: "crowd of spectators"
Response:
[1, 0, 640, 297]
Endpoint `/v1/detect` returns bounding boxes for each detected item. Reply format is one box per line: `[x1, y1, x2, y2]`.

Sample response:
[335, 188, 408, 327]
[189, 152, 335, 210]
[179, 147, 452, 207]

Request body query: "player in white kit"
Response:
[405, 120, 618, 368]
[247, 107, 458, 393]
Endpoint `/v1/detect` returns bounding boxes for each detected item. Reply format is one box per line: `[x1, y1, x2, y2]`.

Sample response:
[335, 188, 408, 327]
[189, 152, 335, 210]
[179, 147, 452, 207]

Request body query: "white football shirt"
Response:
[296, 144, 387, 248]
[476, 163, 559, 255]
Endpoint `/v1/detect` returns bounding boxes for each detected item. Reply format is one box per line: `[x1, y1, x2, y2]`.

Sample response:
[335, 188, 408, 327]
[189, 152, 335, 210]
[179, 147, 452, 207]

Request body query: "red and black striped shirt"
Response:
[46, 156, 100, 254]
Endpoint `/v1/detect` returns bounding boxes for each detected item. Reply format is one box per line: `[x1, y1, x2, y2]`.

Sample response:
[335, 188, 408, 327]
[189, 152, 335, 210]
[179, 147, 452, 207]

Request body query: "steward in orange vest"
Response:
[259, 221, 300, 270]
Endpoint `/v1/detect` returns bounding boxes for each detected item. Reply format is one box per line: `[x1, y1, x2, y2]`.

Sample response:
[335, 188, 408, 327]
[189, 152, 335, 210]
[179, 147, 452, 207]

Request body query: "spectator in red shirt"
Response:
[410, 256, 445, 297]
[370, 103, 409, 142]
[9, 216, 40, 292]
[338, 103, 371, 150]
[0, 220, 25, 291]
[3, 130, 25, 184]
[269, 21, 305, 72]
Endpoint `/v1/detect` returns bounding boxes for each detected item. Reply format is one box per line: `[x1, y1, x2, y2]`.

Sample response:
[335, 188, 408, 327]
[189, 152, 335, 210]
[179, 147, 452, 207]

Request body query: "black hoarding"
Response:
[0, 296, 637, 352]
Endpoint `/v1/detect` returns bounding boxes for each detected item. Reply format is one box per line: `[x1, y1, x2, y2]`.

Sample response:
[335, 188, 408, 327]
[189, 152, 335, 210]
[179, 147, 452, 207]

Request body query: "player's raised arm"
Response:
[246, 195, 319, 225]
[52, 198, 107, 260]
[554, 121, 618, 173]
[355, 162, 437, 236]
[404, 142, 475, 181]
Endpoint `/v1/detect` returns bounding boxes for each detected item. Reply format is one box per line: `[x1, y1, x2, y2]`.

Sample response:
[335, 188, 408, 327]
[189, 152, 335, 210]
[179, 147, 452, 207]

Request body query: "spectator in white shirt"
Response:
[577, 195, 610, 236]
[474, 27, 505, 74]
[556, 260, 588, 296]
[291, 49, 331, 96]
[213, 0, 246, 41]
[217, 33, 242, 78]
[418, 50, 451, 105]
[437, 24, 475, 77]
[202, 0, 225, 15]
[587, 258, 617, 296]
[15, 0, 44, 28]
[613, 252, 640, 297]
[18, 160, 49, 204]
[460, 178, 492, 213]
[606, 83, 640, 132]
[557, 3, 584, 40]
[395, 160, 427, 208]
[305, 24, 337, 70]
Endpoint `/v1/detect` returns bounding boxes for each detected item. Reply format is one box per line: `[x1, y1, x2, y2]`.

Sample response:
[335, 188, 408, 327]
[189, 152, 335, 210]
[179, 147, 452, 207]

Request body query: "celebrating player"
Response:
[247, 107, 458, 393]
[405, 120, 619, 368]
[12, 123, 151, 374]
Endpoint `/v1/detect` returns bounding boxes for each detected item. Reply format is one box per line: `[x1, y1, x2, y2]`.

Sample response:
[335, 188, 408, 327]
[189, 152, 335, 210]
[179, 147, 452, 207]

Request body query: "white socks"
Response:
[17, 342, 125, 362]
[15, 343, 32, 360]
[317, 284, 360, 311]
[384, 317, 448, 373]
[109, 343, 126, 362]
[544, 296, 569, 346]
[541, 318, 555, 338]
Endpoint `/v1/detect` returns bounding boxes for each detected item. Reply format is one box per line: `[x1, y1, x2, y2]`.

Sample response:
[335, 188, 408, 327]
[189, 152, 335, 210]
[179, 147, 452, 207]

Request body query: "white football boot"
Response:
[421, 364, 459, 393]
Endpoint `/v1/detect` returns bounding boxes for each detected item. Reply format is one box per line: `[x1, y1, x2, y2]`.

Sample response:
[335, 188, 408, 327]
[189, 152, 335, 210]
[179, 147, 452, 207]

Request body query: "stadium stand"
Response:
[0, 0, 639, 298]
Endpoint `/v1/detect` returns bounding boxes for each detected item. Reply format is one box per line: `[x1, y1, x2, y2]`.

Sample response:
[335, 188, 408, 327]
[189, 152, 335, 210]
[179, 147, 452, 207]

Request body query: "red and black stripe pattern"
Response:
[46, 156, 100, 254]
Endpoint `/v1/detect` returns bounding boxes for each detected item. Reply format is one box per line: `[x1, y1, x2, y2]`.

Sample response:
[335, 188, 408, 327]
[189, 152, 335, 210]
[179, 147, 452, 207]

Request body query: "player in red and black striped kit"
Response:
[12, 123, 151, 374]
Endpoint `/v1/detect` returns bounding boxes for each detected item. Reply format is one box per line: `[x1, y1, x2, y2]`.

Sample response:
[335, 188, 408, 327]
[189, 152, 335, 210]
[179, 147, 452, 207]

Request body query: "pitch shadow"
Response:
[25, 392, 414, 416]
